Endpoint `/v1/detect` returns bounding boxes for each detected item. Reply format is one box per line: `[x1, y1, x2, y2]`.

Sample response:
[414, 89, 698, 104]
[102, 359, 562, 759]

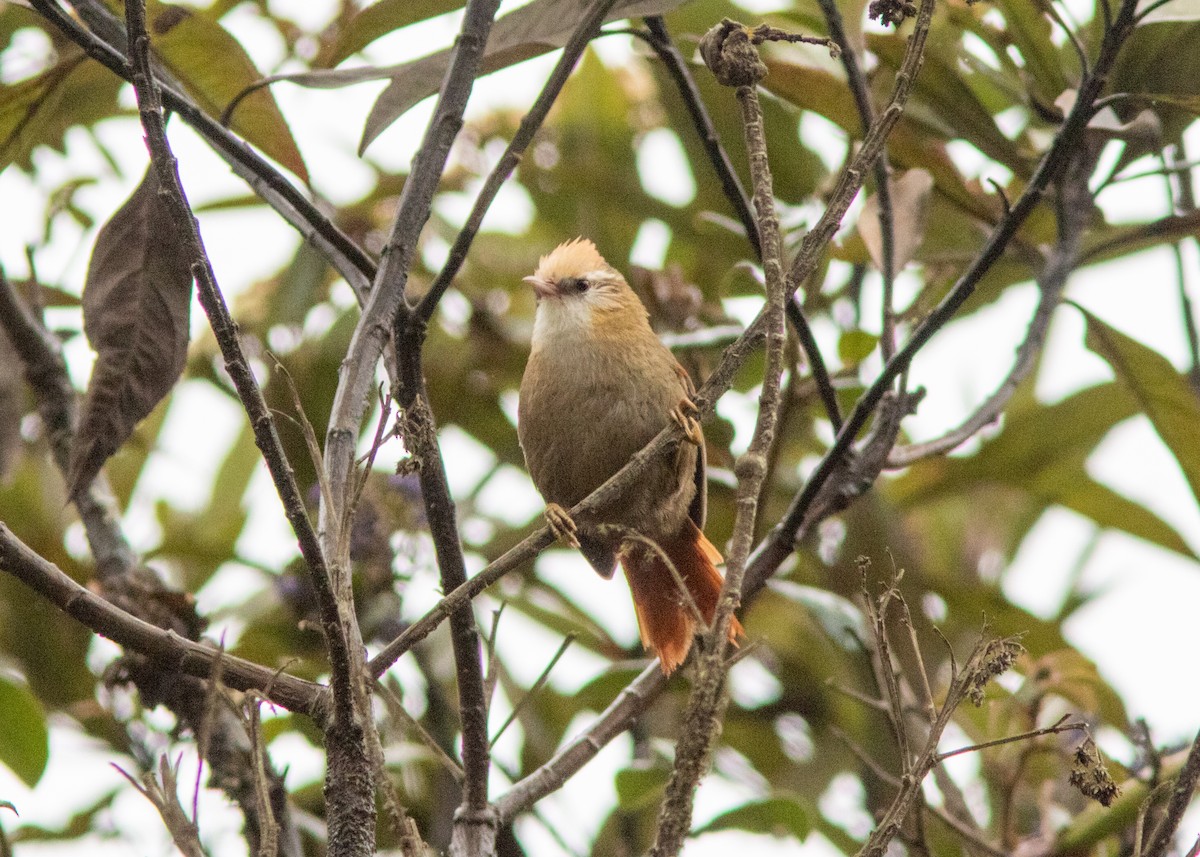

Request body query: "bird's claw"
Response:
[545, 503, 581, 548]
[670, 397, 703, 446]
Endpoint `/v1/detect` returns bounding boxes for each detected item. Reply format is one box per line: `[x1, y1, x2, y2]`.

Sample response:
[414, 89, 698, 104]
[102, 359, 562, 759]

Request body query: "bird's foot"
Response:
[670, 396, 703, 446]
[544, 503, 580, 548]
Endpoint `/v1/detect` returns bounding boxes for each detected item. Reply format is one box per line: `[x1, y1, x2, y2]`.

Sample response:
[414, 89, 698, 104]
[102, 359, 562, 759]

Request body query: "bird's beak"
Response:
[523, 274, 556, 300]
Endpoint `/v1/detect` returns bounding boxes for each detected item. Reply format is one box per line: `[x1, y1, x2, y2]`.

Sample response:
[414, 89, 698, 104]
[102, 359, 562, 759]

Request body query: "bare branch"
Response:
[746, 0, 1143, 589]
[114, 757, 207, 857]
[815, 0, 898, 359]
[28, 0, 375, 299]
[417, 0, 622, 321]
[1145, 728, 1200, 857]
[888, 139, 1097, 466]
[0, 270, 135, 578]
[0, 522, 324, 716]
[651, 18, 792, 853]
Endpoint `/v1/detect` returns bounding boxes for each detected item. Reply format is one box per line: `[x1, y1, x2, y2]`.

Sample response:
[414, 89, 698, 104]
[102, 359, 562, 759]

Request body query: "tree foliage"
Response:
[1, 0, 1199, 855]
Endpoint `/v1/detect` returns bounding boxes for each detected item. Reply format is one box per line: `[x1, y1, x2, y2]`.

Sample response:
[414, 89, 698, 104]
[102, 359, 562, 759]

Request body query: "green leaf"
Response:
[990, 0, 1069, 100]
[891, 381, 1197, 560]
[0, 53, 123, 173]
[770, 581, 866, 650]
[1110, 22, 1200, 143]
[615, 761, 670, 809]
[146, 1, 308, 182]
[0, 676, 49, 787]
[837, 331, 879, 367]
[1082, 308, 1200, 509]
[694, 793, 811, 840]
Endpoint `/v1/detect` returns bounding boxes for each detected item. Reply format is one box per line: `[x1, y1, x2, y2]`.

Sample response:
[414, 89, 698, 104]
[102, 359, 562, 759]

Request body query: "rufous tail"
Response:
[619, 520, 744, 674]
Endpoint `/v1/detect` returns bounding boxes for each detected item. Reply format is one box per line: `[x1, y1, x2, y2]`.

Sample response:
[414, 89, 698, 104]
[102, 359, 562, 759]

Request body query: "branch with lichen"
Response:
[650, 18, 792, 855]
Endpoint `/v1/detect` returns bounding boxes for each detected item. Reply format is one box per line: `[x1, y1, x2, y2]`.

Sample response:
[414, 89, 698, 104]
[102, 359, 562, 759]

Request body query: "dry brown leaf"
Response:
[858, 167, 934, 274]
[68, 167, 193, 496]
[359, 0, 686, 152]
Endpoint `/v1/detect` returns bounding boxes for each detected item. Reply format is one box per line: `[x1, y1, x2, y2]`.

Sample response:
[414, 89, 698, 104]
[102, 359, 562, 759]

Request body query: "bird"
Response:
[517, 238, 742, 673]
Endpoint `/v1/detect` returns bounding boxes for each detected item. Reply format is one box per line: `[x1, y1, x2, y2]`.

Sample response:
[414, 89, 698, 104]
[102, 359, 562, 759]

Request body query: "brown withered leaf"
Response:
[858, 168, 934, 273]
[68, 167, 193, 496]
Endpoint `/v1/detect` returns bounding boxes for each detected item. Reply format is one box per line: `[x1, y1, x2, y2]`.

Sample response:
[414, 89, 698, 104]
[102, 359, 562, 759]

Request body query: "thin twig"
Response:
[888, 148, 1093, 466]
[416, 0, 621, 321]
[816, 0, 898, 359]
[935, 715, 1085, 762]
[650, 21, 792, 854]
[377, 678, 466, 784]
[28, 0, 375, 298]
[1164, 143, 1200, 390]
[745, 0, 1142, 591]
[1144, 728, 1200, 857]
[114, 757, 208, 857]
[1045, 0, 1090, 76]
[489, 634, 575, 748]
[243, 695, 281, 857]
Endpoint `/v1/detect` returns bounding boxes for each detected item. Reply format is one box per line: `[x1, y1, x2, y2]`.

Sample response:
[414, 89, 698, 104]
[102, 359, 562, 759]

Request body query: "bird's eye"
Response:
[560, 276, 590, 294]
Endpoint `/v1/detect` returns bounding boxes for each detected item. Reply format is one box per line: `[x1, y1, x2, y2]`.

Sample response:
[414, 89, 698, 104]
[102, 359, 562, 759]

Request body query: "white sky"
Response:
[1, 0, 1199, 854]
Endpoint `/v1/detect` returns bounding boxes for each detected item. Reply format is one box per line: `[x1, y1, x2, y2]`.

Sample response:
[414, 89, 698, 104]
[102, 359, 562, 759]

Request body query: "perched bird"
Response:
[518, 238, 742, 673]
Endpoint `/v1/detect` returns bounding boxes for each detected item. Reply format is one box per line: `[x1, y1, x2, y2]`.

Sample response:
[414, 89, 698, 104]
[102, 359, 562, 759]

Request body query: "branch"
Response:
[321, 0, 500, 561]
[816, 0, 898, 359]
[887, 143, 1096, 466]
[123, 0, 352, 728]
[114, 757, 207, 857]
[0, 523, 325, 717]
[641, 16, 760, 257]
[0, 271, 135, 578]
[495, 664, 668, 823]
[28, 0, 375, 299]
[416, 0, 621, 321]
[651, 20, 792, 854]
[745, 0, 1142, 588]
[122, 5, 376, 855]
[1144, 728, 1200, 857]
[640, 17, 842, 429]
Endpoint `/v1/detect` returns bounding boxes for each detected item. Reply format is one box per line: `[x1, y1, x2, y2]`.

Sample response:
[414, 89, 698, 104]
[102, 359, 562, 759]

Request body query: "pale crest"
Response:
[533, 238, 609, 282]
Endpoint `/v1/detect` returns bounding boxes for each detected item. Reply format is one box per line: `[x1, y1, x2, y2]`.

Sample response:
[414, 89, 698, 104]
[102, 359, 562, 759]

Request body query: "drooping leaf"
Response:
[0, 675, 48, 787]
[694, 793, 811, 840]
[360, 0, 688, 152]
[69, 167, 193, 496]
[320, 0, 465, 67]
[990, 0, 1070, 100]
[891, 381, 1197, 560]
[858, 168, 934, 273]
[145, 0, 308, 182]
[1081, 308, 1200, 508]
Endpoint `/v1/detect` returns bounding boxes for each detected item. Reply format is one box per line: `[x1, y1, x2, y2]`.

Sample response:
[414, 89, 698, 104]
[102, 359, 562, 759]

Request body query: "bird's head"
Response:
[524, 239, 647, 345]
